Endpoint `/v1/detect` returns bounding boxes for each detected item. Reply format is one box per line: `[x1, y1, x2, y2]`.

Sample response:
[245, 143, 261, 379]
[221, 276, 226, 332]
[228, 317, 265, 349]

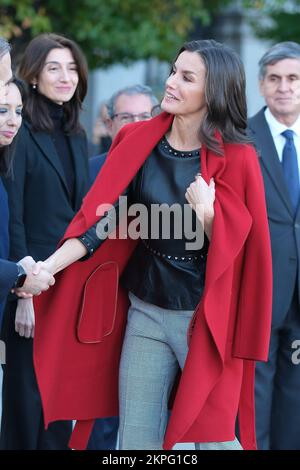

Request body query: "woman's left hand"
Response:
[15, 297, 35, 339]
[185, 175, 215, 239]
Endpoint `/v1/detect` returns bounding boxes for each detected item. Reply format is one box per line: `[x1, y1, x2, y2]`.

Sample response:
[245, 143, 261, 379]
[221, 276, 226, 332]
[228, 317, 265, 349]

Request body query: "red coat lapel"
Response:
[163, 142, 254, 448]
[65, 112, 174, 236]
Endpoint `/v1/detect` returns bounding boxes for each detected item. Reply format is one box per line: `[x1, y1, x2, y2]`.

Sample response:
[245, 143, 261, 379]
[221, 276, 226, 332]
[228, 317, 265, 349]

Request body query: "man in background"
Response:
[89, 84, 159, 184]
[248, 41, 300, 450]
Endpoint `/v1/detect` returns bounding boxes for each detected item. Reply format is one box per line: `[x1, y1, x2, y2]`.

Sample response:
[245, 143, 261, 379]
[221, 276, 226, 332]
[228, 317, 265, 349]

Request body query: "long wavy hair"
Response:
[18, 33, 88, 134]
[174, 40, 250, 155]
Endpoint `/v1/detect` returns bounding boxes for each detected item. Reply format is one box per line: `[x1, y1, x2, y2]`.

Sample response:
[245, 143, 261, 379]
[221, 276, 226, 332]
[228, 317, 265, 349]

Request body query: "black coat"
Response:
[0, 260, 17, 305]
[248, 108, 300, 325]
[4, 120, 90, 262]
[0, 178, 17, 318]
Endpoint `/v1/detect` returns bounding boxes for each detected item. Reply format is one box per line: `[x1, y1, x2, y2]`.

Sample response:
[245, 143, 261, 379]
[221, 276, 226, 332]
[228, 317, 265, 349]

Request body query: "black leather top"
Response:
[121, 138, 208, 309]
[79, 137, 209, 309]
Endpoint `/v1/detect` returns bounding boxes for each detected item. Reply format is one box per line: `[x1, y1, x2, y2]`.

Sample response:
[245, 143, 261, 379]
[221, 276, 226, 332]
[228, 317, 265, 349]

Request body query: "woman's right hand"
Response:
[15, 297, 35, 339]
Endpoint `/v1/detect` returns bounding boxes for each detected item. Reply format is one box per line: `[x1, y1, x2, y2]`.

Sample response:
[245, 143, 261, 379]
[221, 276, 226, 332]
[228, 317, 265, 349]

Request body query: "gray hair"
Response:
[107, 84, 159, 118]
[0, 37, 11, 59]
[259, 41, 300, 79]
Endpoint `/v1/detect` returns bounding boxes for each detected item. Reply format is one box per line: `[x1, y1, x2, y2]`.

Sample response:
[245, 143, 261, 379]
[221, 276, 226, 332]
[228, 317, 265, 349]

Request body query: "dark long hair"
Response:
[18, 33, 88, 134]
[175, 40, 250, 155]
[0, 78, 27, 176]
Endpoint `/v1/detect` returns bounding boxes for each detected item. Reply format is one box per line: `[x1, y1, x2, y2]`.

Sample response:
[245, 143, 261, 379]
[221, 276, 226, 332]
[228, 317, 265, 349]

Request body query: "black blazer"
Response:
[248, 108, 300, 325]
[4, 119, 90, 263]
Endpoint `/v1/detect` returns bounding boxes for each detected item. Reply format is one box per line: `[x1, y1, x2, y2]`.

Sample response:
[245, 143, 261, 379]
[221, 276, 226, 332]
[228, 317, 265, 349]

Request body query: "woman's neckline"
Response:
[160, 137, 200, 158]
[39, 93, 64, 121]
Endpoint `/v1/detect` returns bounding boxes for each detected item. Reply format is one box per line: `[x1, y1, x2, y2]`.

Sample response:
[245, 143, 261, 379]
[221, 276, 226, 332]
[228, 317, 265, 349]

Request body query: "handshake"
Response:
[12, 256, 55, 298]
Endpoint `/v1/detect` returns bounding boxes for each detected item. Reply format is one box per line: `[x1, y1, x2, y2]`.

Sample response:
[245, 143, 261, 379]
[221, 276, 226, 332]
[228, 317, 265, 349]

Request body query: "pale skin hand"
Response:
[185, 175, 215, 240]
[15, 297, 35, 339]
[13, 256, 56, 297]
[12, 256, 35, 299]
[13, 240, 87, 302]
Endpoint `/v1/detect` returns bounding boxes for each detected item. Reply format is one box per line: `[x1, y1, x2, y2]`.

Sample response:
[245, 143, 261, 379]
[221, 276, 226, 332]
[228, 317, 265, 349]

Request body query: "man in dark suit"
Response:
[248, 41, 300, 450]
[87, 84, 158, 450]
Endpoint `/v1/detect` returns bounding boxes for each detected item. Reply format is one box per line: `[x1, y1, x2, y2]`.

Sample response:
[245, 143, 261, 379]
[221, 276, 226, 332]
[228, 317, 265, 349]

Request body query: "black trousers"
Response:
[0, 301, 72, 450]
[255, 288, 300, 450]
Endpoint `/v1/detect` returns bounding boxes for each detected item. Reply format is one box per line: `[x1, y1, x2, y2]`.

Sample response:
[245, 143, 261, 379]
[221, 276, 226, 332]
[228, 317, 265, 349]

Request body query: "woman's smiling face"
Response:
[161, 50, 207, 120]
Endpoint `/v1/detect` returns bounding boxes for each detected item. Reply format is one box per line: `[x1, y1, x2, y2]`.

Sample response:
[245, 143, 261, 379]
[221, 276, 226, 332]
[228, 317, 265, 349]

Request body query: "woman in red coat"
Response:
[30, 40, 272, 450]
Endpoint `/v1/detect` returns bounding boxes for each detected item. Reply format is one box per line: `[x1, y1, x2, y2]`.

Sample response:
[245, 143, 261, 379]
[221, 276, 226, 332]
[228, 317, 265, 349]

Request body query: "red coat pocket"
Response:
[77, 261, 119, 343]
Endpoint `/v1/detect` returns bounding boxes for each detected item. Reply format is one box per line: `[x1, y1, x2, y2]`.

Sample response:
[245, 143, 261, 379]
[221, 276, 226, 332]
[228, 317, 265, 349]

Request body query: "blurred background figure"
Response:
[0, 33, 89, 450]
[88, 101, 112, 157]
[89, 84, 159, 185]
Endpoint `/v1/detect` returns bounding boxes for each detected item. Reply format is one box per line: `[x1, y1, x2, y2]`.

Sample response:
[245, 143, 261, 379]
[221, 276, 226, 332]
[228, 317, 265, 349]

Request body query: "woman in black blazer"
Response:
[1, 33, 89, 450]
[0, 78, 24, 322]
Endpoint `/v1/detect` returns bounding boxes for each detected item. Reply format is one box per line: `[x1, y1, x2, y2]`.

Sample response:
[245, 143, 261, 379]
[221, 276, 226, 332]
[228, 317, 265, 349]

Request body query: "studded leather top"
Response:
[121, 137, 209, 310]
[78, 137, 209, 309]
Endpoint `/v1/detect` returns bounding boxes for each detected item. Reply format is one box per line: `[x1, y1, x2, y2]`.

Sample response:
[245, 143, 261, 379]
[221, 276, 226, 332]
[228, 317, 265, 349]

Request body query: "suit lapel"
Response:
[29, 126, 70, 197]
[249, 109, 293, 216]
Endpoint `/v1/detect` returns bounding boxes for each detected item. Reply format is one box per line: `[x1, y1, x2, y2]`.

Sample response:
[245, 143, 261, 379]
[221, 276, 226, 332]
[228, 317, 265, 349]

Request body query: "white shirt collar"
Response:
[264, 107, 300, 138]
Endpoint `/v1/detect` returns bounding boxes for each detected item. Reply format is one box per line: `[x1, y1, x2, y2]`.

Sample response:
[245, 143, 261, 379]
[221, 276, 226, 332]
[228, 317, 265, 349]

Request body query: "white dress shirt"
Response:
[264, 108, 300, 180]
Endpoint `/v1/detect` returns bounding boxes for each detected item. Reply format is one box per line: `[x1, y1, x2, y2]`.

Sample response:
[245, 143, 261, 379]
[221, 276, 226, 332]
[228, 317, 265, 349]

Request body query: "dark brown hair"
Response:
[175, 39, 250, 155]
[18, 33, 88, 134]
[0, 78, 27, 176]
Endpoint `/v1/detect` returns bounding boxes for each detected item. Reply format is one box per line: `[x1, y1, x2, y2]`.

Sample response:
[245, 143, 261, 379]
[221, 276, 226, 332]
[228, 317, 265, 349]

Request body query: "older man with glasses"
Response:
[89, 84, 159, 185]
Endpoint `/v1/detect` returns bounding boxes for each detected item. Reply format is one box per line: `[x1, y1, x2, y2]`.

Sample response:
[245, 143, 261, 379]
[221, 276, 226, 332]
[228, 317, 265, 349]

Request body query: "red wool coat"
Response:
[33, 112, 272, 450]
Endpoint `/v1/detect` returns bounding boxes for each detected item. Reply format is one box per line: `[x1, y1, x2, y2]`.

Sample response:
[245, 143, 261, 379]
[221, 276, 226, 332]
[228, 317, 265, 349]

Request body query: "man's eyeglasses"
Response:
[112, 112, 152, 124]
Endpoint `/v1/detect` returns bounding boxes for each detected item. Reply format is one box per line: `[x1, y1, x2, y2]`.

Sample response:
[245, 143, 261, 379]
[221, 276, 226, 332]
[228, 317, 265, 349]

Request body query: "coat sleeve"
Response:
[3, 128, 29, 261]
[233, 146, 272, 361]
[0, 259, 18, 301]
[88, 154, 107, 186]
